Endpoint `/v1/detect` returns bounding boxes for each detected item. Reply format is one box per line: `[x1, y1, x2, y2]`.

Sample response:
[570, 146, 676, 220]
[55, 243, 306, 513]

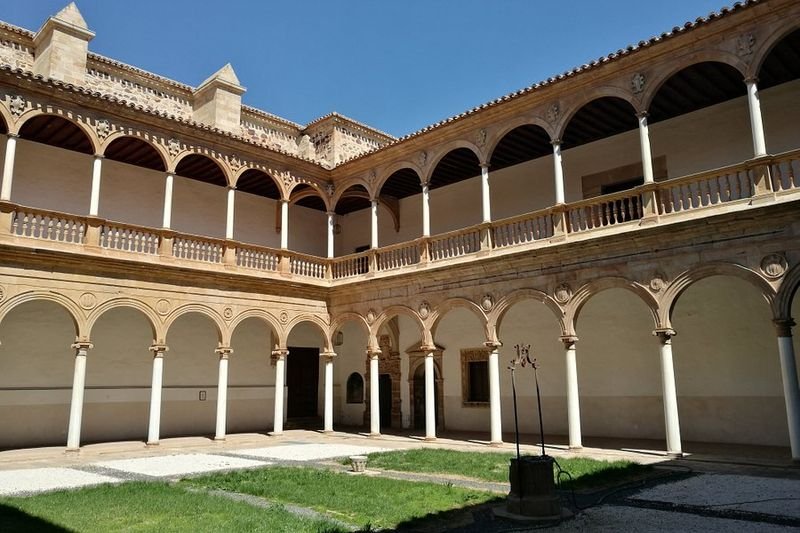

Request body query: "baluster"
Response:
[11, 213, 19, 235]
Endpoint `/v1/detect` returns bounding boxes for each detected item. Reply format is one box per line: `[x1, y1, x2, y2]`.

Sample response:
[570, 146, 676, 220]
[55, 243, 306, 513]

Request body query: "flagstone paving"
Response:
[228, 443, 392, 462]
[0, 467, 121, 496]
[94, 453, 269, 479]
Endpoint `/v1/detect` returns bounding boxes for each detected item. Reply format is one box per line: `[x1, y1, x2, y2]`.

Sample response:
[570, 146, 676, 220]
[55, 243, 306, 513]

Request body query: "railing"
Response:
[430, 227, 481, 261]
[770, 150, 800, 193]
[493, 210, 553, 248]
[377, 242, 420, 271]
[331, 250, 370, 280]
[173, 236, 224, 263]
[236, 244, 279, 272]
[10, 209, 85, 244]
[100, 224, 159, 254]
[658, 166, 753, 215]
[290, 253, 327, 279]
[568, 190, 644, 233]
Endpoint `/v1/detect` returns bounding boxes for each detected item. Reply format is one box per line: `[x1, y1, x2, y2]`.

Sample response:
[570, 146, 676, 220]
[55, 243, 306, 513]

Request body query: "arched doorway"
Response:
[411, 359, 442, 431]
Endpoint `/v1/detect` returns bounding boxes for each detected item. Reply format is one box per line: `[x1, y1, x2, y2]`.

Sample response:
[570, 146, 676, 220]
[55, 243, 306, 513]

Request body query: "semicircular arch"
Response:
[0, 290, 84, 338]
[569, 277, 660, 334]
[555, 87, 638, 140]
[16, 110, 100, 154]
[86, 298, 161, 342]
[164, 304, 226, 345]
[101, 132, 169, 171]
[492, 289, 566, 336]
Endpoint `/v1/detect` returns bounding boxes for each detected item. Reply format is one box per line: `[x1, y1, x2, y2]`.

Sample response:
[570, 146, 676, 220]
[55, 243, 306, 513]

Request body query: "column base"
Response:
[145, 441, 160, 447]
[489, 440, 504, 447]
[568, 445, 583, 451]
[666, 451, 684, 458]
[423, 436, 437, 442]
[214, 437, 226, 443]
[269, 431, 283, 437]
[369, 432, 382, 438]
[64, 447, 80, 453]
[321, 429, 334, 434]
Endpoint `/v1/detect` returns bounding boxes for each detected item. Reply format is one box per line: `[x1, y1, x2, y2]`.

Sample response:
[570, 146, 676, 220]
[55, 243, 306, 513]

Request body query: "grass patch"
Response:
[185, 466, 500, 530]
[353, 448, 651, 489]
[0, 481, 343, 533]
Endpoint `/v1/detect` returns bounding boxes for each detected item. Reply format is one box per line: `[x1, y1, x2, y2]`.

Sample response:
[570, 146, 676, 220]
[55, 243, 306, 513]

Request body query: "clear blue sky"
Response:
[4, 1, 726, 137]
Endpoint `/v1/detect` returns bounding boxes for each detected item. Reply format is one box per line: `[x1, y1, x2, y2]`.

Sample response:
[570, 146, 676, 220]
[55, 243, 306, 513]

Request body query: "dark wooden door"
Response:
[287, 347, 319, 418]
[413, 369, 438, 430]
[379, 374, 392, 429]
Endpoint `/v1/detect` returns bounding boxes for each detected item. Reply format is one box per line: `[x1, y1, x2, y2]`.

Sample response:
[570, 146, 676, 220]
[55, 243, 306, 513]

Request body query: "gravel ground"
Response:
[632, 473, 800, 519]
[0, 467, 121, 496]
[94, 453, 268, 478]
[229, 443, 393, 462]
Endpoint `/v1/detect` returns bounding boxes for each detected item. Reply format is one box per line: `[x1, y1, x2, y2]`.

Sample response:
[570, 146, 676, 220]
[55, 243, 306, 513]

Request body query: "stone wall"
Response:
[0, 38, 33, 71]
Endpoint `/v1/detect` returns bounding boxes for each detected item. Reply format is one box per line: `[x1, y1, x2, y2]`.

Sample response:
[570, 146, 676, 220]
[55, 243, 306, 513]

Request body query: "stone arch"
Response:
[164, 304, 225, 345]
[424, 140, 484, 184]
[555, 87, 638, 140]
[171, 150, 231, 186]
[486, 116, 554, 163]
[429, 298, 489, 340]
[775, 263, 800, 321]
[661, 262, 776, 327]
[101, 132, 169, 171]
[86, 298, 162, 343]
[332, 178, 373, 206]
[491, 289, 566, 338]
[376, 161, 424, 195]
[330, 312, 370, 347]
[372, 306, 426, 347]
[16, 110, 99, 155]
[0, 290, 84, 339]
[226, 309, 282, 346]
[568, 277, 660, 335]
[751, 21, 800, 79]
[0, 105, 11, 135]
[284, 315, 332, 351]
[232, 166, 282, 200]
[288, 182, 331, 212]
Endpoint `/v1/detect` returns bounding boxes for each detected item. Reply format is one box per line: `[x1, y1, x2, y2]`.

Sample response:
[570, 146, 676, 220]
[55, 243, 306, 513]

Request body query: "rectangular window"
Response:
[461, 348, 490, 406]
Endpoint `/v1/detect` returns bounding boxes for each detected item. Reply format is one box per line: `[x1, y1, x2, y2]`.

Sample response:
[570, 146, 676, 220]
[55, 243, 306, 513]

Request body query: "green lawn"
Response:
[184, 466, 501, 530]
[0, 481, 344, 533]
[356, 448, 652, 489]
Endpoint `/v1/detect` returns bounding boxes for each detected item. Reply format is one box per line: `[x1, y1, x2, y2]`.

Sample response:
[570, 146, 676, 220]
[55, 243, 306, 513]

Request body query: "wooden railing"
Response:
[0, 150, 797, 286]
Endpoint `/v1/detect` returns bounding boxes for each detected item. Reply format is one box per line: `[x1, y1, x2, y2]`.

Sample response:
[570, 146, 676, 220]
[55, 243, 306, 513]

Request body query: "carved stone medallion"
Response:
[475, 128, 487, 147]
[79, 292, 97, 310]
[418, 151, 428, 167]
[9, 95, 25, 117]
[546, 103, 560, 124]
[155, 299, 171, 316]
[649, 272, 667, 292]
[631, 72, 646, 94]
[167, 138, 181, 157]
[760, 254, 787, 279]
[366, 308, 377, 325]
[279, 311, 289, 325]
[418, 301, 430, 319]
[95, 119, 111, 140]
[223, 307, 233, 320]
[554, 283, 572, 304]
[481, 294, 494, 312]
[0, 285, 5, 303]
[736, 33, 755, 57]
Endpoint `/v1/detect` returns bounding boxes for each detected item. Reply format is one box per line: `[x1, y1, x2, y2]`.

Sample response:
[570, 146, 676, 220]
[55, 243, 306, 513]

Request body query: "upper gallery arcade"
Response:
[0, 0, 799, 462]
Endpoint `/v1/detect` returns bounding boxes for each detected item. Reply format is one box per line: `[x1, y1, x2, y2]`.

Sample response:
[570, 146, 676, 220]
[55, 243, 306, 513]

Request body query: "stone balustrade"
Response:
[0, 149, 797, 287]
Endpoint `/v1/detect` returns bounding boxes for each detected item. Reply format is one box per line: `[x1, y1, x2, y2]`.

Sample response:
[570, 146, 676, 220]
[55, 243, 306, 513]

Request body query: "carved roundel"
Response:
[418, 301, 430, 319]
[366, 308, 377, 325]
[481, 294, 494, 312]
[0, 285, 5, 303]
[79, 292, 97, 310]
[649, 272, 667, 293]
[155, 299, 171, 316]
[760, 254, 787, 280]
[279, 311, 289, 325]
[554, 283, 572, 304]
[223, 307, 233, 320]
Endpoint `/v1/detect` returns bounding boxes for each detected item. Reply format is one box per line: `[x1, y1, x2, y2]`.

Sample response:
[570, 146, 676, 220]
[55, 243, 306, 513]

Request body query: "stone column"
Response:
[369, 350, 381, 436]
[551, 140, 565, 204]
[774, 319, 800, 460]
[486, 342, 503, 445]
[66, 341, 92, 451]
[147, 344, 167, 445]
[745, 78, 768, 158]
[0, 133, 18, 201]
[421, 180, 431, 237]
[214, 347, 232, 441]
[655, 329, 682, 456]
[424, 350, 436, 440]
[561, 335, 582, 449]
[321, 351, 336, 432]
[89, 155, 103, 216]
[637, 112, 655, 184]
[480, 163, 491, 223]
[280, 200, 289, 249]
[326, 212, 335, 259]
[272, 348, 288, 434]
[162, 173, 174, 229]
[370, 200, 379, 249]
[225, 187, 236, 240]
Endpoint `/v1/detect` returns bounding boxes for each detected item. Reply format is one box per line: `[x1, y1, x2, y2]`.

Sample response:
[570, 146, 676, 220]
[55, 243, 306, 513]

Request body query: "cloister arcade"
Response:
[0, 1, 799, 462]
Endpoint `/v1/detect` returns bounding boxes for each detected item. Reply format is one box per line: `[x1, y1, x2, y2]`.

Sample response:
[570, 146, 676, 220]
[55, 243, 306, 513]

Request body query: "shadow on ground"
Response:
[0, 503, 71, 532]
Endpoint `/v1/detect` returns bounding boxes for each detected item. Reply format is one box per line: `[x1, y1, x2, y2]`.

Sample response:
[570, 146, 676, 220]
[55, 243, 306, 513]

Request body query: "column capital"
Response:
[773, 318, 796, 338]
[271, 348, 289, 358]
[653, 328, 677, 344]
[550, 138, 562, 147]
[149, 344, 169, 356]
[6, 132, 19, 139]
[280, 198, 289, 205]
[635, 110, 649, 119]
[483, 341, 502, 350]
[227, 185, 237, 191]
[93, 154, 104, 160]
[320, 350, 337, 359]
[71, 341, 93, 351]
[215, 346, 233, 358]
[366, 348, 382, 359]
[744, 76, 759, 85]
[560, 335, 579, 348]
[420, 178, 430, 188]
[480, 161, 490, 170]
[326, 211, 336, 217]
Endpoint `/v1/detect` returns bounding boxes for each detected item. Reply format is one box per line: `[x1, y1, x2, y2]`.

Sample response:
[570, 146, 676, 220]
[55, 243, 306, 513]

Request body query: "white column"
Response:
[745, 78, 768, 158]
[0, 133, 18, 201]
[774, 319, 800, 460]
[480, 163, 491, 223]
[280, 200, 289, 249]
[421, 181, 431, 237]
[322, 352, 336, 432]
[147, 345, 166, 445]
[487, 344, 502, 445]
[637, 112, 655, 184]
[225, 187, 236, 240]
[89, 155, 103, 216]
[66, 342, 91, 450]
[424, 351, 436, 440]
[162, 173, 174, 229]
[326, 212, 335, 259]
[552, 140, 565, 204]
[656, 329, 682, 456]
[272, 349, 287, 434]
[370, 200, 379, 248]
[562, 336, 582, 449]
[369, 351, 380, 435]
[215, 348, 231, 441]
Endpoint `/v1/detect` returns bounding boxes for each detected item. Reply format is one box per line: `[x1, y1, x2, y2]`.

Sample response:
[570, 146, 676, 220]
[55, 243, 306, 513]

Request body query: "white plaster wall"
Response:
[229, 317, 276, 433]
[332, 320, 368, 426]
[99, 159, 164, 228]
[288, 204, 327, 257]
[233, 191, 280, 248]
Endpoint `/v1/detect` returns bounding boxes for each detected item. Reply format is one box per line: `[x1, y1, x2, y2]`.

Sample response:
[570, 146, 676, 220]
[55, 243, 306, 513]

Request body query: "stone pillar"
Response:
[637, 112, 655, 184]
[370, 200, 379, 249]
[421, 181, 431, 237]
[162, 173, 174, 229]
[480, 163, 491, 223]
[321, 351, 336, 432]
[147, 344, 167, 445]
[551, 140, 565, 204]
[326, 212, 335, 259]
[272, 348, 288, 434]
[89, 155, 103, 217]
[486, 342, 503, 445]
[424, 350, 436, 440]
[215, 347, 232, 441]
[655, 329, 682, 456]
[66, 341, 92, 451]
[774, 319, 800, 460]
[0, 133, 18, 201]
[280, 200, 289, 250]
[745, 78, 768, 158]
[561, 335, 582, 449]
[369, 350, 381, 436]
[225, 187, 236, 240]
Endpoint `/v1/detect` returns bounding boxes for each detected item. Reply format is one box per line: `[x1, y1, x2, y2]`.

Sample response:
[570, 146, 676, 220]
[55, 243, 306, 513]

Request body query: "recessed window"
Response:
[461, 348, 490, 406]
[346, 372, 364, 404]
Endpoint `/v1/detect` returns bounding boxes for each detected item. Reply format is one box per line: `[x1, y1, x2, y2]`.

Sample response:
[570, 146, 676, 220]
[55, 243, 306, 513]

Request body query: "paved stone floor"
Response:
[0, 429, 798, 531]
